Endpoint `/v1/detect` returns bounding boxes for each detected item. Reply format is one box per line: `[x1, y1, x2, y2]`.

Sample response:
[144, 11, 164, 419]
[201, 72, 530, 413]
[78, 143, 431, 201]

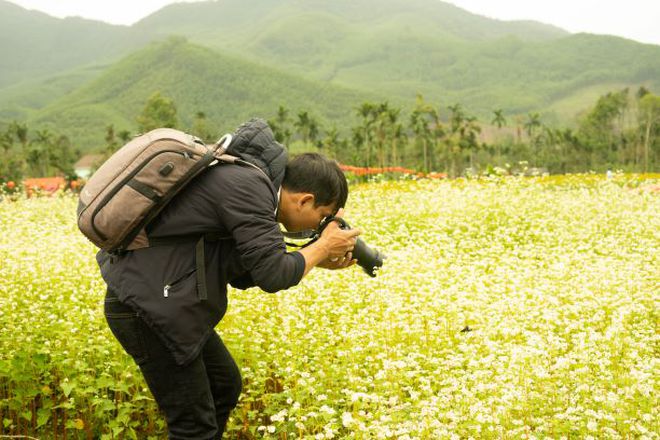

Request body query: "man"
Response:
[98, 119, 360, 439]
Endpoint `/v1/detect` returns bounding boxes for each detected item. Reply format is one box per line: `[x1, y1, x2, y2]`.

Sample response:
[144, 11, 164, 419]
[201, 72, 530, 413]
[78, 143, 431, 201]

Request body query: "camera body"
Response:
[316, 216, 385, 277]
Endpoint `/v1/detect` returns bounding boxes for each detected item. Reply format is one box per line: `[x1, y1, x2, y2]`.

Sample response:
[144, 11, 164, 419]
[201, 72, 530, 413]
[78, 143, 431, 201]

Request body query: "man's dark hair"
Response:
[282, 153, 348, 211]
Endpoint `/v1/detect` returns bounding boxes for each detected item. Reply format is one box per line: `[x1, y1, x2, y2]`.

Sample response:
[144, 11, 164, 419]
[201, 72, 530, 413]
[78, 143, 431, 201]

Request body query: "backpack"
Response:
[77, 128, 236, 253]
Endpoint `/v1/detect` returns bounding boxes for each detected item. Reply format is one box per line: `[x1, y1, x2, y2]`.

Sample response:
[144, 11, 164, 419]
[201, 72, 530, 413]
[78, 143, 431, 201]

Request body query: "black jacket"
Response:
[97, 120, 304, 365]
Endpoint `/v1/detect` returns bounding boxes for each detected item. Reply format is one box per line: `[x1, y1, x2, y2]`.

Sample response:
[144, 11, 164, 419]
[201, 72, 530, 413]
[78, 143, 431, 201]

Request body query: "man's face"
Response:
[278, 190, 336, 233]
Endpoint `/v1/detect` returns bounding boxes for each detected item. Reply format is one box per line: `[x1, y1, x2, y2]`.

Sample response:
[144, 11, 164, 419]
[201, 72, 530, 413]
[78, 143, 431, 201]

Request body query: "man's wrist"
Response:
[311, 237, 331, 260]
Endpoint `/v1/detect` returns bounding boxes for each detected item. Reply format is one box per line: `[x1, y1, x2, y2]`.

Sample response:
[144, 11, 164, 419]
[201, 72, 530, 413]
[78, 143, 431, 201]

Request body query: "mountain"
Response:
[27, 38, 383, 149]
[132, 0, 659, 117]
[1, 0, 659, 138]
[132, 0, 569, 85]
[0, 1, 150, 89]
[1, 0, 567, 91]
[0, 64, 107, 122]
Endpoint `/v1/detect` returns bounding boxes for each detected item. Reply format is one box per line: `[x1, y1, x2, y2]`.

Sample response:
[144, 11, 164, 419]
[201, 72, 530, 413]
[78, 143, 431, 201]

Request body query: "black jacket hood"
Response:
[226, 118, 288, 189]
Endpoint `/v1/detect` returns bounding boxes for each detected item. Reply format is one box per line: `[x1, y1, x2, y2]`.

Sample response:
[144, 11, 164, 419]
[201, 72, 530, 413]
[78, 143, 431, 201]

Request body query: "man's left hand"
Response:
[317, 252, 357, 270]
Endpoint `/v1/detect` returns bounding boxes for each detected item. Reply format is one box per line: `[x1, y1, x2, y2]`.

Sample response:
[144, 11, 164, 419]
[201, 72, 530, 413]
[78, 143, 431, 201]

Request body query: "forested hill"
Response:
[27, 38, 382, 149]
[135, 0, 567, 44]
[1, 0, 660, 137]
[0, 1, 146, 88]
[1, 0, 568, 90]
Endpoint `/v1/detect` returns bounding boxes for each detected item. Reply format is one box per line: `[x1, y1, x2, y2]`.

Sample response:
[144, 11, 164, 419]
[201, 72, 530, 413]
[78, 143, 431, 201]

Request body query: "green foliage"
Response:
[0, 122, 77, 181]
[3, 87, 658, 184]
[188, 111, 213, 143]
[136, 91, 178, 132]
[293, 111, 321, 149]
[638, 93, 660, 172]
[268, 105, 293, 145]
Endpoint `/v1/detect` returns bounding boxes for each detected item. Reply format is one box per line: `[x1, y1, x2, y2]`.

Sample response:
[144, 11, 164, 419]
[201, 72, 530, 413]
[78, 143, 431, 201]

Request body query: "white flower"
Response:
[342, 412, 354, 427]
[319, 405, 336, 415]
[270, 409, 287, 423]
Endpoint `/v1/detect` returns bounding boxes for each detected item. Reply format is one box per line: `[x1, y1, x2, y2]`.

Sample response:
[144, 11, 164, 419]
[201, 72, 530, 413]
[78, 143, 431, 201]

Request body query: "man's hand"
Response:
[316, 208, 361, 259]
[298, 208, 361, 276]
[317, 252, 357, 270]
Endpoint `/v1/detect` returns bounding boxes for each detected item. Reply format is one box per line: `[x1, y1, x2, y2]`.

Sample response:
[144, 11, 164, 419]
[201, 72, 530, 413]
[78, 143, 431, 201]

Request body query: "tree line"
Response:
[269, 87, 659, 177]
[1, 88, 658, 184]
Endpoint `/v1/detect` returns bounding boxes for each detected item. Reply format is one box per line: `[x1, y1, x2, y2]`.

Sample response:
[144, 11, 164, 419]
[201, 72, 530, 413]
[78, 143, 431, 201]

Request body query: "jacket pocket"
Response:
[163, 268, 196, 298]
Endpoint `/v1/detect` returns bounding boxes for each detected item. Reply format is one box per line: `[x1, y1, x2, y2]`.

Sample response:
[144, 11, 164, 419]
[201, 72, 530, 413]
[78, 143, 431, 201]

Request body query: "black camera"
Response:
[315, 216, 385, 277]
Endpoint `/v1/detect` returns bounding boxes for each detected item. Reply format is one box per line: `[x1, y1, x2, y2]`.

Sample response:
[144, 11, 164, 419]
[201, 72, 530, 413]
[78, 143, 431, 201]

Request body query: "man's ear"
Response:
[298, 193, 315, 209]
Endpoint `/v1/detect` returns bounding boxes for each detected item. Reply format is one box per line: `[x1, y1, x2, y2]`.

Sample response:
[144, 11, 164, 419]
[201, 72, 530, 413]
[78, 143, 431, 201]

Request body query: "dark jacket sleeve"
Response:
[214, 166, 305, 293]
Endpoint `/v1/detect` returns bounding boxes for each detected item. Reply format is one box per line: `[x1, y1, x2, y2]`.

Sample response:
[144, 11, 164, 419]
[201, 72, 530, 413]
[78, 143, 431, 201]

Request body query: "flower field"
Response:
[0, 175, 658, 439]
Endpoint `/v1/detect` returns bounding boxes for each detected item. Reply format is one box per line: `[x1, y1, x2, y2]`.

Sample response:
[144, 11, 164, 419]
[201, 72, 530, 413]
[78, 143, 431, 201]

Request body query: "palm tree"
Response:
[5, 122, 28, 179]
[410, 95, 440, 173]
[34, 129, 54, 176]
[524, 112, 541, 139]
[270, 105, 292, 144]
[351, 126, 366, 166]
[356, 102, 377, 167]
[460, 116, 481, 171]
[447, 103, 467, 177]
[9, 121, 29, 173]
[491, 109, 506, 129]
[294, 111, 320, 149]
[448, 103, 465, 133]
[540, 126, 560, 172]
[50, 135, 76, 176]
[491, 109, 506, 164]
[371, 102, 401, 168]
[390, 122, 405, 167]
[383, 104, 402, 168]
[639, 93, 660, 173]
[524, 112, 542, 166]
[320, 127, 340, 158]
[410, 109, 431, 172]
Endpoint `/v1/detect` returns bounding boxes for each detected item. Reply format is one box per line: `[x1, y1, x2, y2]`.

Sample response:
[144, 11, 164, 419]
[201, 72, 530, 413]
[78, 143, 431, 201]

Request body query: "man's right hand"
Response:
[317, 209, 362, 260]
[297, 208, 361, 277]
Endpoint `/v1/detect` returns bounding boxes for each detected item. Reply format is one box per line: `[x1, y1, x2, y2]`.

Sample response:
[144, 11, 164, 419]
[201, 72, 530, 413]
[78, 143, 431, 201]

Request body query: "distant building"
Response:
[74, 154, 104, 179]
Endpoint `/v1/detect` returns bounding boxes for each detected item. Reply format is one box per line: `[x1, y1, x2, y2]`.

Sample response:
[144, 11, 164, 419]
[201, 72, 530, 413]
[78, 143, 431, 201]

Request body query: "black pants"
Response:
[104, 289, 242, 439]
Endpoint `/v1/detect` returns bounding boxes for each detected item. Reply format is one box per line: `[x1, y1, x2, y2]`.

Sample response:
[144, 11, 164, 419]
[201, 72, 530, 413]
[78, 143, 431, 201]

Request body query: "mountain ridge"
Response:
[26, 38, 385, 149]
[1, 0, 658, 140]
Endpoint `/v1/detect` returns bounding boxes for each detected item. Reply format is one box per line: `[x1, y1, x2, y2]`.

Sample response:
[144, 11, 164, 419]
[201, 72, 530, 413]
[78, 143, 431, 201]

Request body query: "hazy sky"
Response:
[8, 0, 660, 46]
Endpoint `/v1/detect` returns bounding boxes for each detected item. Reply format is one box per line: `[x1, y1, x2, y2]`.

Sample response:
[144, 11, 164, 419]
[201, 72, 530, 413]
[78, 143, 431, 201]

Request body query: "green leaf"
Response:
[37, 408, 51, 428]
[61, 381, 75, 397]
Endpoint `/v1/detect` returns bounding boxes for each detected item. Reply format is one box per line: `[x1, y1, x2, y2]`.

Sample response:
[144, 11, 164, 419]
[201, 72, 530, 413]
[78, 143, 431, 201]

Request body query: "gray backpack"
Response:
[77, 128, 236, 252]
